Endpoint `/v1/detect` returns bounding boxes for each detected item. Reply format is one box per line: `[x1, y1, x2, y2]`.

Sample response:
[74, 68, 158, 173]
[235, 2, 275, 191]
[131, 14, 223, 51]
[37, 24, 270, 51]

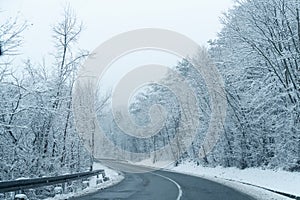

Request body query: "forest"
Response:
[0, 0, 299, 182]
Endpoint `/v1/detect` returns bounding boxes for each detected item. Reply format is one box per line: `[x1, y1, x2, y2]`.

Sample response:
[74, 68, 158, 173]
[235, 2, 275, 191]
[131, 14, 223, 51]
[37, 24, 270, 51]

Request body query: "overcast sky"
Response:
[1, 0, 234, 65]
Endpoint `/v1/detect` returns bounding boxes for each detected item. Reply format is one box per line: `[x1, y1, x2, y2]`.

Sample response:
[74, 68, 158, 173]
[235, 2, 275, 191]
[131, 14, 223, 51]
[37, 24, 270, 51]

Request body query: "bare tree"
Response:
[0, 16, 26, 57]
[51, 5, 89, 168]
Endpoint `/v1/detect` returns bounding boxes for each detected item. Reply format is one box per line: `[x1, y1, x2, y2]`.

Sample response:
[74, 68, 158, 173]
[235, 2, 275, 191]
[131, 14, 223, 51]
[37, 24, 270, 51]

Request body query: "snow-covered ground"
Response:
[169, 161, 300, 200]
[45, 163, 124, 200]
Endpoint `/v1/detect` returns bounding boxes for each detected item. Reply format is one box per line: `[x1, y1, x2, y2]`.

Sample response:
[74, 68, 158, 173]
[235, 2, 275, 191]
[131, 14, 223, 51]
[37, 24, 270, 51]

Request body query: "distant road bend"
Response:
[71, 162, 255, 200]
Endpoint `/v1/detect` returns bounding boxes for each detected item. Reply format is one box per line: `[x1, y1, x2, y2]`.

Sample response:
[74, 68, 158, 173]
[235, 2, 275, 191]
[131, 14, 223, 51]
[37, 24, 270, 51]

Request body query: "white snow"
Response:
[45, 163, 124, 200]
[131, 158, 173, 169]
[15, 194, 28, 199]
[15, 177, 30, 180]
[169, 161, 300, 200]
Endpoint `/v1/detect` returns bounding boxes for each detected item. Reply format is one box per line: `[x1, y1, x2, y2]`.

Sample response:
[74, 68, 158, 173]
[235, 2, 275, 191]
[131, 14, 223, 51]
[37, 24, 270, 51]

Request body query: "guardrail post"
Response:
[62, 182, 66, 194]
[54, 186, 63, 195]
[75, 179, 82, 192]
[10, 191, 15, 200]
[66, 181, 73, 193]
[82, 179, 89, 190]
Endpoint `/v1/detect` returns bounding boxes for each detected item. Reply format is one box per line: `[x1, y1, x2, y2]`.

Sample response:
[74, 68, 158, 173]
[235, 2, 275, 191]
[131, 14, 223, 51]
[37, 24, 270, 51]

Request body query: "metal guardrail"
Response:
[0, 169, 105, 193]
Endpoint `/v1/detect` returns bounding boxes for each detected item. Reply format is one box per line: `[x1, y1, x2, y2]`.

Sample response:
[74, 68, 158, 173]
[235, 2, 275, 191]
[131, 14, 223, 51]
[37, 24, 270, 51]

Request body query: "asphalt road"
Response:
[71, 163, 255, 200]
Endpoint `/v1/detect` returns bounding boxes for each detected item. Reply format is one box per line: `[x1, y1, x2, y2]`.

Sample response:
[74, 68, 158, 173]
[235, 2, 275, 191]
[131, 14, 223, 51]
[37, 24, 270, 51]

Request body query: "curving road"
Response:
[70, 162, 255, 200]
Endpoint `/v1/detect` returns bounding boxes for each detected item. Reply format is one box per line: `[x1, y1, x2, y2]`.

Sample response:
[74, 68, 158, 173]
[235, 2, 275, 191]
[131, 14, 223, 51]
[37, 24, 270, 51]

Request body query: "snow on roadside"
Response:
[45, 163, 124, 200]
[131, 158, 173, 169]
[169, 161, 300, 200]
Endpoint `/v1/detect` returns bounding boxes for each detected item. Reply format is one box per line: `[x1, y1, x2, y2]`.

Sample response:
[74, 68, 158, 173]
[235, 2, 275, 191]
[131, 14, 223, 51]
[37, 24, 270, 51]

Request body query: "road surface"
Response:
[70, 162, 255, 200]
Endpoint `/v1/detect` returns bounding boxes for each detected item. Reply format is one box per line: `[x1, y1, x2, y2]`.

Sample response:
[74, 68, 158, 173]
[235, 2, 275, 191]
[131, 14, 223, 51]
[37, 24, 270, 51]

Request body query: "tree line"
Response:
[118, 0, 299, 171]
[0, 7, 91, 181]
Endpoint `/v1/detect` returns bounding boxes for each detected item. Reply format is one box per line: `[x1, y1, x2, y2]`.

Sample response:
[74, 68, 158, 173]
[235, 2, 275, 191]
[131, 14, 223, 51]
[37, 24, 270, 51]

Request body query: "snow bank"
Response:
[15, 194, 28, 199]
[45, 163, 124, 200]
[170, 161, 300, 200]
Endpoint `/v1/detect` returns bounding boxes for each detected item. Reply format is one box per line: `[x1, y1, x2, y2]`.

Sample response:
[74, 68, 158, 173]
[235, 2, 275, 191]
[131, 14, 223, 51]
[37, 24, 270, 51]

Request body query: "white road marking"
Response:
[151, 172, 183, 200]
